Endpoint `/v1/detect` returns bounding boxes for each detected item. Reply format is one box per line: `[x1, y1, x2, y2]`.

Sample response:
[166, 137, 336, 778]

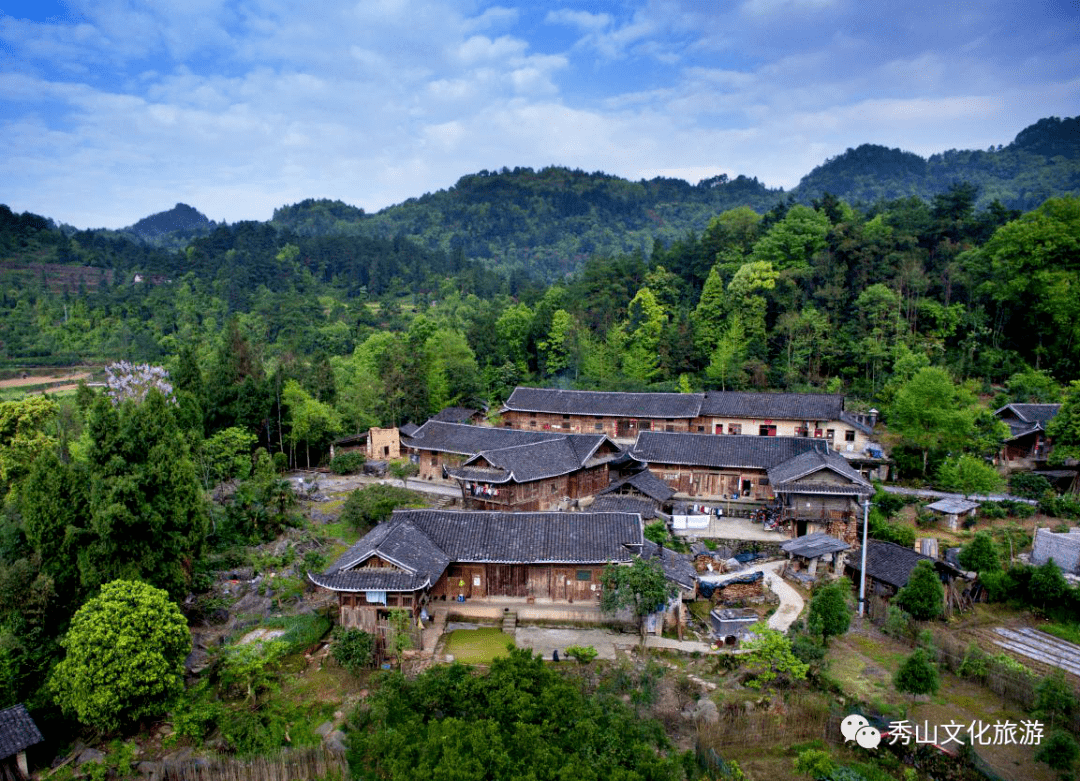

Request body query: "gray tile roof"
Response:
[0, 704, 43, 760]
[402, 421, 566, 455]
[630, 432, 826, 469]
[641, 539, 698, 590]
[700, 391, 844, 420]
[839, 410, 875, 435]
[847, 540, 961, 589]
[598, 469, 677, 502]
[996, 403, 1061, 425]
[589, 496, 661, 520]
[462, 434, 614, 483]
[431, 406, 483, 424]
[313, 510, 643, 592]
[781, 532, 851, 558]
[397, 509, 642, 564]
[503, 387, 704, 418]
[925, 498, 980, 515]
[767, 449, 872, 495]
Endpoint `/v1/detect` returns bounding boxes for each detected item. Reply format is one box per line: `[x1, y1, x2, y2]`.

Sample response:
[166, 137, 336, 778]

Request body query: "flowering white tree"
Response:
[105, 361, 176, 405]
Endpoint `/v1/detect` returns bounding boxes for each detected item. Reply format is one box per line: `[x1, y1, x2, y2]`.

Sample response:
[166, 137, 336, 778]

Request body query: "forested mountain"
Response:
[794, 116, 1080, 210]
[123, 202, 217, 246]
[91, 116, 1079, 285]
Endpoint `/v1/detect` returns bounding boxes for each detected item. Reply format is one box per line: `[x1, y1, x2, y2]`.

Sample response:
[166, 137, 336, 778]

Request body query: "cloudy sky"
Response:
[1, 0, 1076, 229]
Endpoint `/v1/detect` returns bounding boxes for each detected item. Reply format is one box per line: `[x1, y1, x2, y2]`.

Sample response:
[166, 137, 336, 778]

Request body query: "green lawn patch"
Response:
[1042, 621, 1080, 646]
[444, 628, 515, 664]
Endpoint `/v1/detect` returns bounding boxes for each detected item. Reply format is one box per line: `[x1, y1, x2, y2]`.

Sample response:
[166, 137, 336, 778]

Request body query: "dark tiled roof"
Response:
[402, 421, 564, 455]
[641, 539, 698, 590]
[399, 423, 420, 437]
[847, 540, 961, 589]
[0, 704, 43, 760]
[313, 510, 643, 593]
[395, 509, 642, 564]
[767, 449, 872, 495]
[700, 391, 844, 420]
[465, 435, 612, 482]
[503, 387, 703, 418]
[995, 403, 1061, 425]
[432, 406, 483, 424]
[598, 469, 677, 502]
[318, 521, 453, 592]
[447, 466, 512, 484]
[781, 532, 851, 558]
[309, 569, 431, 592]
[630, 432, 826, 469]
[839, 410, 875, 435]
[589, 496, 660, 519]
[925, 498, 980, 515]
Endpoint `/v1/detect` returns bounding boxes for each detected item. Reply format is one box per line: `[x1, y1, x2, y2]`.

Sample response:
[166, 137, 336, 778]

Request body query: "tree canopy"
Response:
[348, 647, 688, 781]
[50, 580, 191, 732]
[894, 560, 944, 621]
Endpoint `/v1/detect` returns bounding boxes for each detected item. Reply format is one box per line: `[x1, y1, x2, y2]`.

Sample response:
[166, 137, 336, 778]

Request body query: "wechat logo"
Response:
[841, 714, 881, 749]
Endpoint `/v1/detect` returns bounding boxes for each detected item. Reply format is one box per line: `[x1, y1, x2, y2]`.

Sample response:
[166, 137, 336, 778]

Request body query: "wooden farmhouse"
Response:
[499, 387, 880, 469]
[995, 403, 1060, 470]
[309, 510, 651, 633]
[845, 539, 967, 617]
[401, 420, 613, 482]
[626, 432, 817, 500]
[766, 448, 873, 538]
[447, 434, 622, 511]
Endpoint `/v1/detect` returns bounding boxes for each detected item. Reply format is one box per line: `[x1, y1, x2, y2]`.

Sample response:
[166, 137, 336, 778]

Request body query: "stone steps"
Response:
[502, 611, 517, 633]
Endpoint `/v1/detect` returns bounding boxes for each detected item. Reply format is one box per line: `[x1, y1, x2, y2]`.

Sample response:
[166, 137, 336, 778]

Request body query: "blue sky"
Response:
[1, 0, 1076, 229]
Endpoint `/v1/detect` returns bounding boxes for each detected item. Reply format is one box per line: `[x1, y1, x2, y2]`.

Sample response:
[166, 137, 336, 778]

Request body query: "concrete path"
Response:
[673, 516, 789, 542]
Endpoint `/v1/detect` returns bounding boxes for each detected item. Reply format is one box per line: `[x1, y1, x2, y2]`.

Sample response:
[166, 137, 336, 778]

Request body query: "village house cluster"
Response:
[312, 387, 1068, 649]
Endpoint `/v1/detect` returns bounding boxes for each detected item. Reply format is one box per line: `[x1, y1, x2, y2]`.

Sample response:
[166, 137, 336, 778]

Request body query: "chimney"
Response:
[868, 408, 879, 428]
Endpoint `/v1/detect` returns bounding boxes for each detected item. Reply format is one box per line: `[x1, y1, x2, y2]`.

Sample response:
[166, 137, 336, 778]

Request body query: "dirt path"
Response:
[0, 371, 92, 389]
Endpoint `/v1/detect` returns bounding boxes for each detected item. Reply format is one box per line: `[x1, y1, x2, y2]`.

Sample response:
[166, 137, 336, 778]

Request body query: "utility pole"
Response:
[858, 497, 870, 617]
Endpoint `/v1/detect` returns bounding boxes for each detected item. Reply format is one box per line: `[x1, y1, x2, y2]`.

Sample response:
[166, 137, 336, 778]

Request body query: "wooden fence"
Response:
[696, 698, 838, 750]
[160, 747, 346, 781]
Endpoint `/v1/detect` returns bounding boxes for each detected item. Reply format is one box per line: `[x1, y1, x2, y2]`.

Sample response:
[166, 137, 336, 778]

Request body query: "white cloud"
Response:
[545, 9, 613, 30]
[0, 0, 1077, 228]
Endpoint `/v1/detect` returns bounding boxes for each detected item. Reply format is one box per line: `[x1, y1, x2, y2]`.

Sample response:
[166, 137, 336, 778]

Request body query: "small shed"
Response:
[780, 532, 851, 578]
[710, 607, 759, 646]
[925, 498, 979, 530]
[0, 704, 43, 780]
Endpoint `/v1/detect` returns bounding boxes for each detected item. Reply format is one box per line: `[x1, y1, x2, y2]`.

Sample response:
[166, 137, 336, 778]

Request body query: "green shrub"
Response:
[340, 484, 425, 532]
[564, 645, 599, 663]
[332, 627, 376, 674]
[1040, 493, 1080, 520]
[957, 644, 989, 679]
[1010, 472, 1053, 500]
[330, 452, 366, 474]
[1036, 730, 1080, 772]
[643, 520, 670, 545]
